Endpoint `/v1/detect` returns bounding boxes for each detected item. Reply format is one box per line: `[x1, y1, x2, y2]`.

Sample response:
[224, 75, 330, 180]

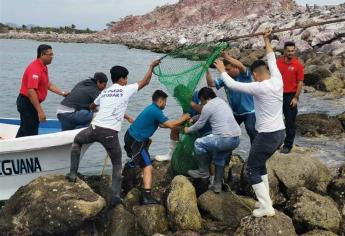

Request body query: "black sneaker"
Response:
[141, 193, 159, 205]
[280, 146, 291, 154]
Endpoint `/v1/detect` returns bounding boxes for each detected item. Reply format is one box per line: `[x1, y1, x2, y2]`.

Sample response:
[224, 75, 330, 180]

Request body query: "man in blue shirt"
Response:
[207, 54, 257, 144]
[124, 90, 190, 204]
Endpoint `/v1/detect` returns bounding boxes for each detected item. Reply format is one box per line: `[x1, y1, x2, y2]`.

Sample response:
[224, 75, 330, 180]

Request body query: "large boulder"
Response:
[271, 150, 332, 192]
[318, 76, 345, 92]
[79, 175, 112, 205]
[198, 191, 253, 229]
[300, 230, 338, 236]
[167, 176, 202, 231]
[123, 187, 141, 211]
[1, 175, 106, 235]
[328, 164, 345, 206]
[106, 204, 138, 236]
[133, 205, 169, 236]
[304, 65, 332, 87]
[151, 160, 174, 202]
[286, 187, 341, 234]
[122, 160, 173, 202]
[266, 150, 332, 205]
[296, 113, 344, 137]
[234, 211, 297, 236]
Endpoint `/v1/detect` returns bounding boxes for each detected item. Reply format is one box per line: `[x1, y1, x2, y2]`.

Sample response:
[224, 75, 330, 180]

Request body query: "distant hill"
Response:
[107, 0, 297, 33]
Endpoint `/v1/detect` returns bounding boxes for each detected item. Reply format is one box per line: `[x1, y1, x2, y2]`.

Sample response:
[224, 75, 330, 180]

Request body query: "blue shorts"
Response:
[124, 130, 152, 168]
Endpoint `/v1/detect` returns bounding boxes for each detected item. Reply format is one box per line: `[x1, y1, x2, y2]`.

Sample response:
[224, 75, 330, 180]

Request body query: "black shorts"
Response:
[124, 130, 152, 168]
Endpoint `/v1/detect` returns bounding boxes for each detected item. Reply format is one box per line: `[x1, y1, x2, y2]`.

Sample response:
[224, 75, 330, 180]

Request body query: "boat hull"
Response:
[0, 118, 88, 200]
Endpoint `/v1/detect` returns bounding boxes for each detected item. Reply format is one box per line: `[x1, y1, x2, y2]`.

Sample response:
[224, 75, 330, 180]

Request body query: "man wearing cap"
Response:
[57, 72, 108, 131]
[16, 44, 69, 138]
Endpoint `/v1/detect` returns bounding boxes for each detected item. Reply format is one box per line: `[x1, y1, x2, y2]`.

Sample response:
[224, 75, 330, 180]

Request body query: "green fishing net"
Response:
[171, 133, 198, 175]
[153, 42, 228, 175]
[153, 42, 228, 113]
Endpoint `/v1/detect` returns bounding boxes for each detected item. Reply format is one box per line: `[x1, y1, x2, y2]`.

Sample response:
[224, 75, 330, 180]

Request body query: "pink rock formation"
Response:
[108, 0, 297, 33]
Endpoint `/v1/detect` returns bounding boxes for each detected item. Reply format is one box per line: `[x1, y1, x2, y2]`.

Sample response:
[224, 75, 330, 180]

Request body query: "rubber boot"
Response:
[65, 150, 80, 182]
[208, 175, 215, 189]
[252, 182, 275, 217]
[154, 140, 177, 161]
[141, 189, 159, 205]
[110, 175, 123, 207]
[187, 155, 210, 179]
[255, 174, 269, 208]
[209, 165, 224, 193]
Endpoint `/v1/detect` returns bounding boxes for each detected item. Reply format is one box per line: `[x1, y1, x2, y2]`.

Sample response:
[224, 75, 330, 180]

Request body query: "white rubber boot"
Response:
[255, 174, 270, 208]
[252, 182, 275, 217]
[154, 140, 177, 161]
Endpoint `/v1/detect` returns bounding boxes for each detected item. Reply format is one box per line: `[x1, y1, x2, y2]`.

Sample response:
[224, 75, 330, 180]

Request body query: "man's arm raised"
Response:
[221, 52, 246, 73]
[137, 60, 161, 90]
[263, 29, 282, 81]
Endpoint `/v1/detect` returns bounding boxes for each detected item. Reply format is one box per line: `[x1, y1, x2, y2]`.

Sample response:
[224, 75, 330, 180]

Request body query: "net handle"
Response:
[219, 18, 345, 42]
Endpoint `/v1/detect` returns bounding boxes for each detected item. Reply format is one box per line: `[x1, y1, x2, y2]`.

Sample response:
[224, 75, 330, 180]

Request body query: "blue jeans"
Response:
[57, 110, 93, 131]
[194, 134, 240, 166]
[234, 113, 257, 144]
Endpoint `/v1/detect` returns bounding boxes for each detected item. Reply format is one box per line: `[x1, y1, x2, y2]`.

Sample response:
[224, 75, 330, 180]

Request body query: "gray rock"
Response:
[167, 175, 202, 231]
[1, 175, 106, 235]
[268, 151, 332, 193]
[133, 204, 169, 236]
[300, 230, 338, 236]
[172, 230, 201, 236]
[328, 170, 345, 206]
[304, 65, 332, 87]
[287, 187, 341, 233]
[234, 211, 297, 236]
[337, 111, 345, 130]
[123, 187, 141, 211]
[296, 113, 344, 137]
[318, 76, 345, 92]
[240, 54, 257, 67]
[151, 160, 174, 202]
[198, 191, 254, 228]
[106, 204, 138, 236]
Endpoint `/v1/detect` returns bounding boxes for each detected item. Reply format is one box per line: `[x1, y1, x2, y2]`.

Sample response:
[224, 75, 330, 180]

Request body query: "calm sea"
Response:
[0, 39, 344, 175]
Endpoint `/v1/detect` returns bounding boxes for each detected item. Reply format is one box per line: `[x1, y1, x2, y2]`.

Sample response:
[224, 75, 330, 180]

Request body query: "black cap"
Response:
[90, 72, 108, 83]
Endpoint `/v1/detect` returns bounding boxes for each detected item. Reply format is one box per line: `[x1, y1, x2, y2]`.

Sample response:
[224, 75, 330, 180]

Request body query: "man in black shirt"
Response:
[57, 72, 108, 130]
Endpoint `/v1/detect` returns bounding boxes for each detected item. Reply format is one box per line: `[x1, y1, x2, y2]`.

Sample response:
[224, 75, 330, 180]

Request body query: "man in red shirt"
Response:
[277, 41, 304, 153]
[16, 44, 69, 138]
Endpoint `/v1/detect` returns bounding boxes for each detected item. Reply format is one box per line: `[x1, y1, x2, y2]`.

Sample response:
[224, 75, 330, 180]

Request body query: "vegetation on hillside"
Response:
[0, 23, 96, 34]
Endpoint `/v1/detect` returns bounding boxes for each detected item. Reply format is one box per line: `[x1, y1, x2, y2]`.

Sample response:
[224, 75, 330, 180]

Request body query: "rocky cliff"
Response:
[107, 0, 297, 33]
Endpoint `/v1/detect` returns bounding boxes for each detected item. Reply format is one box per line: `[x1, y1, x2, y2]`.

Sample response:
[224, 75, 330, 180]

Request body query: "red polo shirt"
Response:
[277, 57, 304, 93]
[19, 59, 50, 102]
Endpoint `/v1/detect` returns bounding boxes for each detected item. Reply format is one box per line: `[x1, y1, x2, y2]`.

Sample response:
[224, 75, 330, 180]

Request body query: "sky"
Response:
[0, 0, 344, 30]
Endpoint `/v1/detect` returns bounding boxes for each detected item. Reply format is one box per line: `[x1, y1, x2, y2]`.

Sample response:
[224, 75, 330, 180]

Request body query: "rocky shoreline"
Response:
[1, 4, 345, 53]
[0, 108, 344, 235]
[0, 145, 344, 236]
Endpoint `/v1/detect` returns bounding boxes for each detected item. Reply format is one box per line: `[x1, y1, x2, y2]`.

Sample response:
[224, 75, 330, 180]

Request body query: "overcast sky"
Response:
[0, 0, 344, 30]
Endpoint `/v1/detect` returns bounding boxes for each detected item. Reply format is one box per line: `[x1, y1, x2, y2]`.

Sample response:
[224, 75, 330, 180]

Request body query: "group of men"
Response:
[16, 28, 304, 217]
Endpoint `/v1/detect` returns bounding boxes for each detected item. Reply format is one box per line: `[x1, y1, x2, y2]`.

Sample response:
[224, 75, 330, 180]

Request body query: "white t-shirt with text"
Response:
[91, 83, 139, 131]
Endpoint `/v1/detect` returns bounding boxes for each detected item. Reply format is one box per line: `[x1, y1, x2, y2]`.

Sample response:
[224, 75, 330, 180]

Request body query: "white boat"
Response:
[0, 118, 87, 201]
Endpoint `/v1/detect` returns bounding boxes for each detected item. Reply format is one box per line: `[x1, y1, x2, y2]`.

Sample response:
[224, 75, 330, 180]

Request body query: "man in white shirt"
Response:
[66, 60, 160, 207]
[214, 29, 285, 217]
